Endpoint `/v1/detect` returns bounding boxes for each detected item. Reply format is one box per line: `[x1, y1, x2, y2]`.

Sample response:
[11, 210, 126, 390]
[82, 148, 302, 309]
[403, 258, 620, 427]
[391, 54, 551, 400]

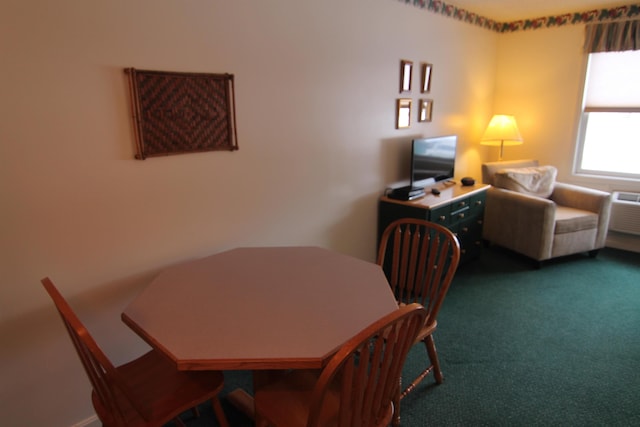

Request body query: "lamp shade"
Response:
[480, 115, 523, 146]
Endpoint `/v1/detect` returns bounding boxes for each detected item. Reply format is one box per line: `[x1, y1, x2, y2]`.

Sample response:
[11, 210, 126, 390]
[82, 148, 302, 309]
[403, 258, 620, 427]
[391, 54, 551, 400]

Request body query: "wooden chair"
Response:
[254, 303, 427, 427]
[41, 277, 230, 427]
[376, 218, 461, 398]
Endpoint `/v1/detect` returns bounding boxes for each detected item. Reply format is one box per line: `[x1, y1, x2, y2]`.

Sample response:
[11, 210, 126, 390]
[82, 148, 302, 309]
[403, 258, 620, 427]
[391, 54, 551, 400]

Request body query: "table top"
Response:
[122, 246, 398, 371]
[380, 182, 490, 209]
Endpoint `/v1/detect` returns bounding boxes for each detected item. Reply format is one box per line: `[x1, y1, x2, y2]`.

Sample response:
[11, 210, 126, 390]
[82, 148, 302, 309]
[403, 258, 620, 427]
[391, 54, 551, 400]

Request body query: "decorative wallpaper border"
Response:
[400, 0, 640, 33]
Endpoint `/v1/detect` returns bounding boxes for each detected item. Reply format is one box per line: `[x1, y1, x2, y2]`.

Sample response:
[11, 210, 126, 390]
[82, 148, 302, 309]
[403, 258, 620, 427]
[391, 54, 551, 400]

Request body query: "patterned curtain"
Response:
[584, 19, 640, 52]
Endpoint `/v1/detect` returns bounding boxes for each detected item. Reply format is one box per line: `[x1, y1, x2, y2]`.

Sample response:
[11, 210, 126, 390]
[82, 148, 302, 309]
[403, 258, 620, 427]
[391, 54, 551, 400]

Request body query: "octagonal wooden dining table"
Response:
[121, 246, 398, 418]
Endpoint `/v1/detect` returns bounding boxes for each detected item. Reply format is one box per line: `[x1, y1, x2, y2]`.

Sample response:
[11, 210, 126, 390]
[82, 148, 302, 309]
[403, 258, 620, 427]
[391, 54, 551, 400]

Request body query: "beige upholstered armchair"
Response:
[482, 159, 612, 265]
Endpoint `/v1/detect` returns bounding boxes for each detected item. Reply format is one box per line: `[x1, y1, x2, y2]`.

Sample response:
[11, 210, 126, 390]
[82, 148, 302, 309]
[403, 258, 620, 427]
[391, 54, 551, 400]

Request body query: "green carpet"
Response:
[181, 247, 640, 426]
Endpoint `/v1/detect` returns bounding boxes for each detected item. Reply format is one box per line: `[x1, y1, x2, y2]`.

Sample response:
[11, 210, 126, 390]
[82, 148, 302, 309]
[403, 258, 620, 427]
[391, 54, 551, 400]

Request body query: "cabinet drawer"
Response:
[458, 216, 483, 262]
[451, 198, 470, 211]
[468, 193, 485, 214]
[428, 195, 478, 227]
[430, 205, 451, 226]
[458, 217, 482, 240]
[450, 206, 470, 224]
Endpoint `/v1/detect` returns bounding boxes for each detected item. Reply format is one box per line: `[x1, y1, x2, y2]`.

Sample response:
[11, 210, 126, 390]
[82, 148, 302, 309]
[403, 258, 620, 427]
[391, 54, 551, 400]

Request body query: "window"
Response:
[575, 50, 640, 180]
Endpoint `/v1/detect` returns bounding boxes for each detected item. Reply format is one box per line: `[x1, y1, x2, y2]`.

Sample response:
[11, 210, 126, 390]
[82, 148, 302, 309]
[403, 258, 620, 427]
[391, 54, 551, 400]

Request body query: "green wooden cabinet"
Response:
[378, 184, 489, 264]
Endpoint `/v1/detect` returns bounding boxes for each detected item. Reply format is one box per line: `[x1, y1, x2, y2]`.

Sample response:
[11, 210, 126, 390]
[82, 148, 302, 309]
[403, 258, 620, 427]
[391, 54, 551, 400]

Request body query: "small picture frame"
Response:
[396, 98, 412, 129]
[400, 60, 413, 93]
[418, 99, 433, 122]
[420, 63, 432, 93]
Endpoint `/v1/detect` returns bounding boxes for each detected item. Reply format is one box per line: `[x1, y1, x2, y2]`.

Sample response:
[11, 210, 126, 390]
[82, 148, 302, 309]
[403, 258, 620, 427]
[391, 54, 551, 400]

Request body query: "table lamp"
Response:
[480, 114, 523, 160]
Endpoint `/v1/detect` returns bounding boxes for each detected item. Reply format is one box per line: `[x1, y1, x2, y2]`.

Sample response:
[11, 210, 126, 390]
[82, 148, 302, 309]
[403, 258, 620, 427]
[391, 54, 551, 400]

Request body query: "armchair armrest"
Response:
[483, 187, 556, 260]
[551, 182, 611, 213]
[551, 182, 612, 248]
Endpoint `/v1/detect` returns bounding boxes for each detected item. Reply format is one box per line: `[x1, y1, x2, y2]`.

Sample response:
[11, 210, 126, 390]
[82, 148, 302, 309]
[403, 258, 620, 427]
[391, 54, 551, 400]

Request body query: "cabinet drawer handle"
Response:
[439, 215, 446, 221]
[458, 213, 465, 219]
[475, 200, 483, 206]
[459, 201, 467, 207]
[462, 227, 469, 232]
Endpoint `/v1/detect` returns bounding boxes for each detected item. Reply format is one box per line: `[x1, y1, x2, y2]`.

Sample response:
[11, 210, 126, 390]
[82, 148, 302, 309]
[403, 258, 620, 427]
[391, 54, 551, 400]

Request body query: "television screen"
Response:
[411, 135, 457, 188]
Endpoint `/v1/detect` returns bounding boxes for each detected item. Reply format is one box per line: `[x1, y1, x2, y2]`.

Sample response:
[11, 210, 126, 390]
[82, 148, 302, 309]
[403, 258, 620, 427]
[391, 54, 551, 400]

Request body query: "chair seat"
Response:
[255, 366, 394, 427]
[416, 321, 437, 342]
[93, 350, 226, 427]
[555, 206, 598, 234]
[398, 302, 436, 342]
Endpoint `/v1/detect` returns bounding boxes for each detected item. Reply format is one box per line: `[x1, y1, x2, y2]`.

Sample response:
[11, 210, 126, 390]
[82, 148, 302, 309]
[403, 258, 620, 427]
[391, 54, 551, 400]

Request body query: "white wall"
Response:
[493, 24, 640, 194]
[0, 1, 497, 425]
[492, 25, 585, 170]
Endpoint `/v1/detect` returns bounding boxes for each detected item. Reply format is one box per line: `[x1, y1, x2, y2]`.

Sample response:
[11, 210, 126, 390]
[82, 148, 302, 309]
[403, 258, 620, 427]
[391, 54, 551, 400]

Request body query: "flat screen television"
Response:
[410, 135, 457, 188]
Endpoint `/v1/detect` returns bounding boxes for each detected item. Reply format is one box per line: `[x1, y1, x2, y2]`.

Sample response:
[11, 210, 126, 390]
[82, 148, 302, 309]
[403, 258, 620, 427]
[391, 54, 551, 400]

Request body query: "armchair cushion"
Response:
[493, 165, 557, 198]
[555, 207, 599, 234]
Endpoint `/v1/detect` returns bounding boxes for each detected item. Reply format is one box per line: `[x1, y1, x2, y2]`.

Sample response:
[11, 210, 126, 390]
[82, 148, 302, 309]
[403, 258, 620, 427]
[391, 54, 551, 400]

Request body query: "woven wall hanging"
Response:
[125, 68, 238, 159]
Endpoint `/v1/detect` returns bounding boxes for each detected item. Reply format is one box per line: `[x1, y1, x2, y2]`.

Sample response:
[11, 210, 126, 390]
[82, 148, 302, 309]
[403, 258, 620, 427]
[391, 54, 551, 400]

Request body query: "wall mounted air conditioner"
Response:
[609, 192, 640, 236]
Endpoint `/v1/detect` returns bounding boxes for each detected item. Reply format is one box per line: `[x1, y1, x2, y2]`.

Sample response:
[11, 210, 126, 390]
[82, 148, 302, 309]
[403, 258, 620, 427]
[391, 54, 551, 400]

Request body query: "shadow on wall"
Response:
[379, 135, 423, 190]
[2, 270, 162, 365]
[327, 135, 422, 262]
[327, 191, 381, 261]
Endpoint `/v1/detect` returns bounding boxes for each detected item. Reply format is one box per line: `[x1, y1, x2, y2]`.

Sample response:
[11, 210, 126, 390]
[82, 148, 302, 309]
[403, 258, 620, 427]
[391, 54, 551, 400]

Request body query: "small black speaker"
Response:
[461, 177, 475, 186]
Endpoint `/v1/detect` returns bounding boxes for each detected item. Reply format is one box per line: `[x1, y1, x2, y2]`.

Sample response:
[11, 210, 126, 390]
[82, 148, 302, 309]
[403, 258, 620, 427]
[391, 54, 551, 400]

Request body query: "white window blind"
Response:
[584, 50, 640, 111]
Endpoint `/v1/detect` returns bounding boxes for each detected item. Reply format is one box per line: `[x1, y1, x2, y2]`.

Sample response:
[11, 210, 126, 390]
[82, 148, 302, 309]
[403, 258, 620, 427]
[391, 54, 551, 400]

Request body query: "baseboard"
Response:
[71, 414, 99, 427]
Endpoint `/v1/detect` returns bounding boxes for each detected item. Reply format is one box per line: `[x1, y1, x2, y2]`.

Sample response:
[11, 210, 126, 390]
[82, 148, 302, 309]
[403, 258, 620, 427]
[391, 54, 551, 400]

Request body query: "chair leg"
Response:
[425, 335, 444, 384]
[401, 336, 440, 399]
[212, 398, 230, 427]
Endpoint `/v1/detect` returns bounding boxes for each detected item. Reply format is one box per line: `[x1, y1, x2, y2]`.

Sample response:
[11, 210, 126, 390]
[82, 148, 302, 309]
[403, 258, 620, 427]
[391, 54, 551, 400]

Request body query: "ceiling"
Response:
[447, 0, 635, 22]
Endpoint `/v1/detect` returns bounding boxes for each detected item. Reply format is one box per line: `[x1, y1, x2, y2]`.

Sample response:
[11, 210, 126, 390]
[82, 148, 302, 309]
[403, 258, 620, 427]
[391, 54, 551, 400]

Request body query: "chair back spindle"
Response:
[378, 219, 460, 326]
[306, 304, 427, 427]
